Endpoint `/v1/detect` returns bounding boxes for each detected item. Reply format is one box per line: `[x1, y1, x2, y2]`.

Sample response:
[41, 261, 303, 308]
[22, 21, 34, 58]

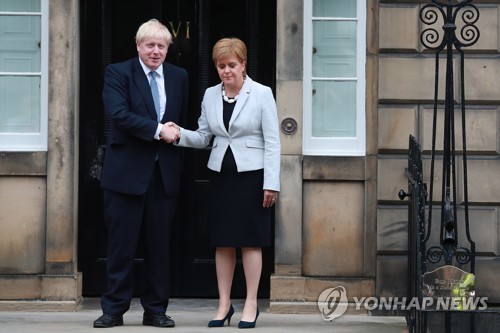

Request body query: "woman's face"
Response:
[216, 56, 246, 88]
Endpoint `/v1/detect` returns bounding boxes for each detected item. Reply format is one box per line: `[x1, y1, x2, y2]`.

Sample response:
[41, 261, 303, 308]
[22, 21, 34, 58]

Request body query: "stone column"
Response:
[270, 0, 305, 311]
[43, 0, 81, 307]
[0, 0, 81, 310]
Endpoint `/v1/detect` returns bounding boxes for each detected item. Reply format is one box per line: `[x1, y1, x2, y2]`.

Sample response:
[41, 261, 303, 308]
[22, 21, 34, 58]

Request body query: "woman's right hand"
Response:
[263, 190, 278, 208]
[160, 122, 180, 143]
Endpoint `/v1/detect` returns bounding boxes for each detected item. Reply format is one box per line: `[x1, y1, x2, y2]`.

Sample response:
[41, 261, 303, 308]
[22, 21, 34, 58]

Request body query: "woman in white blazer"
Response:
[169, 38, 280, 329]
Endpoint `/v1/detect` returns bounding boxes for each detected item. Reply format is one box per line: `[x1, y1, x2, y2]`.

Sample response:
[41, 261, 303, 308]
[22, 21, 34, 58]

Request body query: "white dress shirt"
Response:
[139, 59, 166, 140]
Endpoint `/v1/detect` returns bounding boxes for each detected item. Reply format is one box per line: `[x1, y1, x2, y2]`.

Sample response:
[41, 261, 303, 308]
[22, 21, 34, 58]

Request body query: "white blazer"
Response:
[177, 76, 280, 191]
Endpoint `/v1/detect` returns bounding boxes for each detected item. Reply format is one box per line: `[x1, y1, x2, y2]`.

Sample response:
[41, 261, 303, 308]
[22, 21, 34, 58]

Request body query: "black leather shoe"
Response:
[93, 314, 124, 328]
[143, 313, 175, 328]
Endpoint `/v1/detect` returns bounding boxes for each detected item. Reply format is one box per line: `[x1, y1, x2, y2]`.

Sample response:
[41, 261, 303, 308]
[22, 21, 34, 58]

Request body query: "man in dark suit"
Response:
[93, 19, 186, 328]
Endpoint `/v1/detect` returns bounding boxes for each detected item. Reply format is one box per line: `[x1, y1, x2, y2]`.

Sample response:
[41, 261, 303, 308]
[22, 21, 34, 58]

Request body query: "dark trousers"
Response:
[101, 163, 177, 315]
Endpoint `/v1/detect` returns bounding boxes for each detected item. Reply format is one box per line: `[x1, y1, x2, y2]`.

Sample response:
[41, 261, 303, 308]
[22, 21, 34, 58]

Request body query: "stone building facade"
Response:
[0, 0, 81, 309]
[0, 0, 499, 311]
[271, 0, 500, 312]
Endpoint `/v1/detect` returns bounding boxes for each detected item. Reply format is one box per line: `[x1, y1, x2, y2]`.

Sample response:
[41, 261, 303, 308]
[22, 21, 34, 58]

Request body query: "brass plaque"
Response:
[422, 265, 475, 310]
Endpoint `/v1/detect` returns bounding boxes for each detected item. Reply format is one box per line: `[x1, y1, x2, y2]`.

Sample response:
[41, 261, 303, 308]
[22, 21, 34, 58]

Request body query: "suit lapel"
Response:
[162, 65, 170, 123]
[162, 63, 177, 123]
[133, 58, 157, 120]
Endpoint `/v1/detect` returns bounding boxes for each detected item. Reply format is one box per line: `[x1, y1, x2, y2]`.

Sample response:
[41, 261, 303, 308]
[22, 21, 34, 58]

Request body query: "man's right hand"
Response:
[159, 122, 180, 143]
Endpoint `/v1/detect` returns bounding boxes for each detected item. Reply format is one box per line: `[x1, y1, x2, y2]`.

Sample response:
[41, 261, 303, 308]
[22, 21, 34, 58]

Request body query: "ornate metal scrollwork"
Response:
[420, 0, 480, 51]
[426, 245, 472, 265]
[426, 246, 444, 264]
[455, 246, 473, 265]
[420, 5, 443, 50]
[458, 7, 480, 47]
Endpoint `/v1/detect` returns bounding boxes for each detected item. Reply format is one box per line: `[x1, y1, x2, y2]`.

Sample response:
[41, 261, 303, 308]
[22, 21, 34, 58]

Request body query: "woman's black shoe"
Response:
[208, 304, 235, 327]
[238, 308, 259, 329]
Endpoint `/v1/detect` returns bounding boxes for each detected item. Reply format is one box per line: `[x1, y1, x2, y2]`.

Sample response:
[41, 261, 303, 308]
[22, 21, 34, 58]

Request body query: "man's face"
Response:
[137, 36, 168, 71]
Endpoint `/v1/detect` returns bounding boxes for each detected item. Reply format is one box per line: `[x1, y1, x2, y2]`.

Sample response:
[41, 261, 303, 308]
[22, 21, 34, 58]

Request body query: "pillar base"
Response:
[270, 274, 375, 314]
[0, 273, 82, 311]
[0, 299, 81, 311]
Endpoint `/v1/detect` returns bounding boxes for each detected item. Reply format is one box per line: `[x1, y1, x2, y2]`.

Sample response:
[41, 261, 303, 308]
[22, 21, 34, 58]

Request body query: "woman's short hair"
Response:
[212, 38, 247, 67]
[135, 19, 172, 45]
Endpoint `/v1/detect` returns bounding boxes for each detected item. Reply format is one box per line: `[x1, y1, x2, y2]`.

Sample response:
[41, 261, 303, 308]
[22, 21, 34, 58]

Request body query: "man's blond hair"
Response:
[135, 19, 172, 45]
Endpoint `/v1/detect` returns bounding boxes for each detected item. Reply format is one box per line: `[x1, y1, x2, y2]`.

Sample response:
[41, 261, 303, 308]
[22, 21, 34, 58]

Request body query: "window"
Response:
[0, 0, 48, 151]
[303, 0, 366, 156]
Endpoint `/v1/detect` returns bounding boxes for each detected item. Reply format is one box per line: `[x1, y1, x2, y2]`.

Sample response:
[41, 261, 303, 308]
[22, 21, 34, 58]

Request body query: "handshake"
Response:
[160, 121, 181, 143]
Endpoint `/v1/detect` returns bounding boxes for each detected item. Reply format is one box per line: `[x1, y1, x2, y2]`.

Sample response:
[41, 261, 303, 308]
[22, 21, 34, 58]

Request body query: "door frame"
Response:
[77, 0, 277, 298]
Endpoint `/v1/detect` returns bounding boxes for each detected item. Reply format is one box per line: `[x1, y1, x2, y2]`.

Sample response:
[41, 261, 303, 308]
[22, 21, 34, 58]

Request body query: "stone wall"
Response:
[377, 1, 500, 303]
[271, 0, 500, 312]
[270, 0, 380, 312]
[0, 0, 81, 310]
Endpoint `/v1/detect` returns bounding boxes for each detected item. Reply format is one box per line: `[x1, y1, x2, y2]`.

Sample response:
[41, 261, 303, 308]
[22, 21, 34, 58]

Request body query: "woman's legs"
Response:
[241, 247, 262, 322]
[213, 247, 236, 319]
[212, 246, 262, 321]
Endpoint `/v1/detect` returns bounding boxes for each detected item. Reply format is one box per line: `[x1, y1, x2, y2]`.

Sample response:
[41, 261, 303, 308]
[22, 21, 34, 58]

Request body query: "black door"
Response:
[78, 0, 276, 298]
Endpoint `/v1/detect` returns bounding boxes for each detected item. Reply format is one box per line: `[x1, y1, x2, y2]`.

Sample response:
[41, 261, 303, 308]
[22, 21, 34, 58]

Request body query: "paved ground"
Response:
[0, 298, 408, 333]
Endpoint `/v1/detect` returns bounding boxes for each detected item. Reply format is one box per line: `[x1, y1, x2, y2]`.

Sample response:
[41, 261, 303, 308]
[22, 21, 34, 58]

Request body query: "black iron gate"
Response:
[399, 1, 482, 332]
[399, 136, 427, 331]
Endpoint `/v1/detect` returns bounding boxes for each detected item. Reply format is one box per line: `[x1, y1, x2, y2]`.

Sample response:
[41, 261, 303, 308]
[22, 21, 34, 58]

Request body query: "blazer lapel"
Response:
[133, 59, 157, 120]
[228, 76, 252, 130]
[214, 83, 228, 135]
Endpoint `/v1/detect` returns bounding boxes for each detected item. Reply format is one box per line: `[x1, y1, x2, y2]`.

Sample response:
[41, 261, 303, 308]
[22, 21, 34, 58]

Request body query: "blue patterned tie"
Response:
[149, 71, 161, 121]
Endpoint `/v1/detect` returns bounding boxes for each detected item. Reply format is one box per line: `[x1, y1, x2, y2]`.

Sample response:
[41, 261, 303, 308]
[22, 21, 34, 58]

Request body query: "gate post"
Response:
[400, 1, 482, 332]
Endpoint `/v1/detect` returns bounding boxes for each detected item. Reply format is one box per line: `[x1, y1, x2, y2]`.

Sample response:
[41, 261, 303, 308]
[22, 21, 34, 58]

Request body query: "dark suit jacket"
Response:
[100, 57, 189, 196]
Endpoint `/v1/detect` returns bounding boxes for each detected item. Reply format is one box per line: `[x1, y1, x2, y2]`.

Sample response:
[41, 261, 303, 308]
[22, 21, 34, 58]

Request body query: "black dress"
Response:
[207, 100, 272, 247]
